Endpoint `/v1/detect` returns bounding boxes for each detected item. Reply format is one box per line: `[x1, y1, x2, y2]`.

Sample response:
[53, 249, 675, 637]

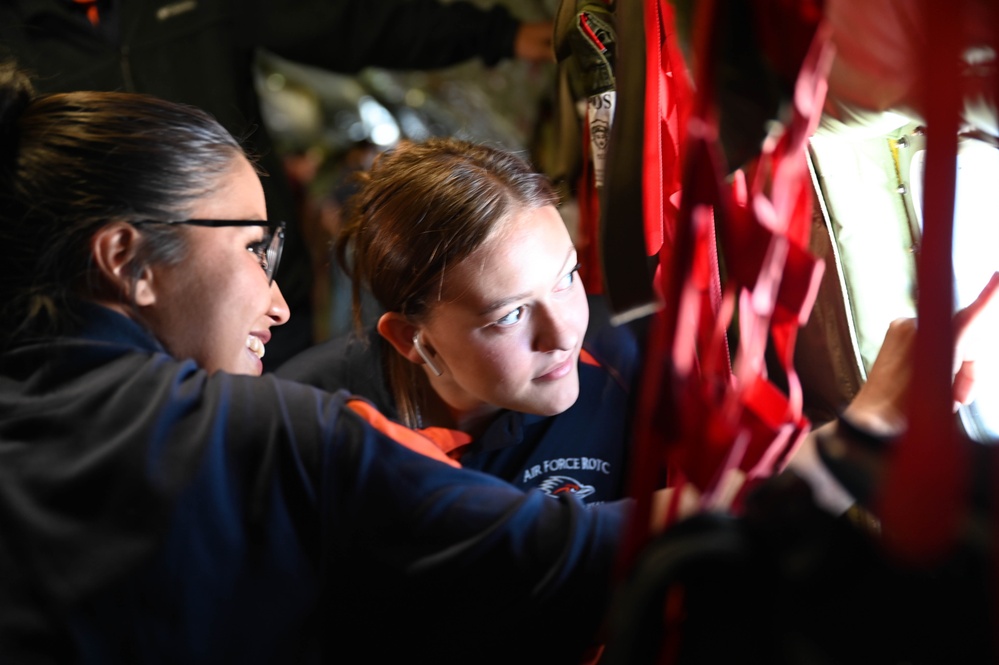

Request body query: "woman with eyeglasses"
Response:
[277, 137, 642, 505]
[0, 62, 628, 664]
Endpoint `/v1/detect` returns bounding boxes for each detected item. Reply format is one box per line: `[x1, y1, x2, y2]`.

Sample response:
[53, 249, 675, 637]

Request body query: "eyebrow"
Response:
[477, 246, 578, 316]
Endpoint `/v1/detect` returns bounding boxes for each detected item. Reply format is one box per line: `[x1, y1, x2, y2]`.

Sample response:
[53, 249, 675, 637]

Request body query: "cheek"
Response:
[456, 336, 500, 372]
[214, 261, 273, 321]
[444, 333, 518, 385]
[474, 335, 537, 387]
[184, 301, 237, 367]
[187, 278, 261, 367]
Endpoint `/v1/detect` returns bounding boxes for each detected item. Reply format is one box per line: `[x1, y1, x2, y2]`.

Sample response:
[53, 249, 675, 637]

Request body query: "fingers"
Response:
[953, 271, 999, 338]
[953, 360, 976, 407]
[842, 274, 997, 430]
[950, 272, 999, 406]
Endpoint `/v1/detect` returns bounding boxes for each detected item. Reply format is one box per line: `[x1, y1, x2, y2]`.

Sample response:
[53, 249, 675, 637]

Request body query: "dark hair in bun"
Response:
[0, 60, 35, 175]
[0, 59, 248, 348]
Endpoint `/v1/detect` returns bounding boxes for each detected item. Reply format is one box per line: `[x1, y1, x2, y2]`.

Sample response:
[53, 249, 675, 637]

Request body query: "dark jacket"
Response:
[0, 304, 625, 664]
[276, 321, 639, 504]
[0, 0, 520, 365]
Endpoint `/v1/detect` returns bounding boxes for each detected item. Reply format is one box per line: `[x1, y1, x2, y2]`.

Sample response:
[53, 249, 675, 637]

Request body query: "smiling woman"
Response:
[0, 65, 293, 375]
[277, 138, 638, 504]
[0, 62, 631, 664]
[118, 161, 291, 376]
[0, 69, 239, 350]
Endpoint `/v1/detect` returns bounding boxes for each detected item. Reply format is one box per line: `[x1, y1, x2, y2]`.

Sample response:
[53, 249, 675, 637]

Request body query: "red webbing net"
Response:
[619, 0, 830, 567]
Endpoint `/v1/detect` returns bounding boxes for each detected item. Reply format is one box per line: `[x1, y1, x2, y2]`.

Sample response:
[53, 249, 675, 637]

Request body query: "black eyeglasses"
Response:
[129, 219, 286, 285]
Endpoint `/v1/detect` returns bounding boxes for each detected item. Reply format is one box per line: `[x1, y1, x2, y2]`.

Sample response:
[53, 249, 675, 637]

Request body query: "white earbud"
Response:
[412, 332, 443, 376]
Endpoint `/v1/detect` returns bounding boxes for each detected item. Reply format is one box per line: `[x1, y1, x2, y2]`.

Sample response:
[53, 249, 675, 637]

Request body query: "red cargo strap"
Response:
[621, 0, 830, 566]
[876, 0, 968, 566]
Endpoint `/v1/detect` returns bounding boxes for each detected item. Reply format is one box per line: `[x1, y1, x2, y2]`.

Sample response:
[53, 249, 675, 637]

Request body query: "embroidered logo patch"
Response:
[537, 475, 596, 500]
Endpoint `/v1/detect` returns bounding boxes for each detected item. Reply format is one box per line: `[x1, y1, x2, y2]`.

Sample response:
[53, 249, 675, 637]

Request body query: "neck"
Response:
[421, 389, 501, 437]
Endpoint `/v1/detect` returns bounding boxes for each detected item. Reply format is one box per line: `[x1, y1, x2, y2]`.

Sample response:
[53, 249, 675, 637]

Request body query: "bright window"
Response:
[910, 138, 999, 440]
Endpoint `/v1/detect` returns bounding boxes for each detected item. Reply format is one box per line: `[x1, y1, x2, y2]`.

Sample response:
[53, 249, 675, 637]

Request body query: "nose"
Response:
[533, 299, 583, 353]
[269, 281, 291, 326]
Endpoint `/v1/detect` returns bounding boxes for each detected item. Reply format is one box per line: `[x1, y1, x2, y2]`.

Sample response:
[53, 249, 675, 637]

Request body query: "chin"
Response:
[236, 361, 263, 376]
[533, 383, 581, 417]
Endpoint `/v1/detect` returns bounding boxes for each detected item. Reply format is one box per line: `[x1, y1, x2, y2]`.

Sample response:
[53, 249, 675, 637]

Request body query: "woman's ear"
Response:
[378, 312, 443, 376]
[377, 312, 422, 364]
[90, 222, 155, 306]
[378, 313, 445, 375]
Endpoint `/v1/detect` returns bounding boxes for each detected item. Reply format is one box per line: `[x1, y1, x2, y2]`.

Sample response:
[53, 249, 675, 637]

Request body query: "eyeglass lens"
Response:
[264, 226, 285, 283]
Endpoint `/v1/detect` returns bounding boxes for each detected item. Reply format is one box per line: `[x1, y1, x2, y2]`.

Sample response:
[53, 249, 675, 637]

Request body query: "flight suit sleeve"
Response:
[271, 376, 629, 660]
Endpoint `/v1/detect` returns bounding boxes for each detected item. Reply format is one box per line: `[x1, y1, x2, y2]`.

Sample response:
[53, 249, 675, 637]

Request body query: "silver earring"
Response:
[412, 333, 443, 376]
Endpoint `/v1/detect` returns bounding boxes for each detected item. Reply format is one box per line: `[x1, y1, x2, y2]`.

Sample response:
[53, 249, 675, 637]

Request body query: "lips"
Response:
[536, 357, 574, 381]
